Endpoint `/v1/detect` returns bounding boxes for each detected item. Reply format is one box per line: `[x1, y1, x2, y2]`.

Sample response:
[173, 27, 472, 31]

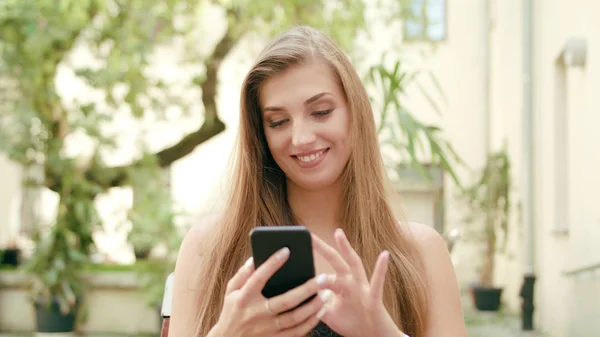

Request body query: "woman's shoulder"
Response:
[395, 223, 467, 335]
[397, 220, 456, 280]
[399, 221, 447, 250]
[177, 213, 222, 262]
[170, 215, 223, 334]
[186, 213, 221, 240]
[397, 221, 451, 270]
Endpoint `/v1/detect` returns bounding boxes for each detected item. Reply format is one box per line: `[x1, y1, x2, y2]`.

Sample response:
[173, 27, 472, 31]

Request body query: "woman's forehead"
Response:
[259, 62, 342, 110]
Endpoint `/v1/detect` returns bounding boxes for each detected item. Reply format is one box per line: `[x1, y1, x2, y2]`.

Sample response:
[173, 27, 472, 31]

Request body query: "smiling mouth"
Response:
[293, 148, 329, 164]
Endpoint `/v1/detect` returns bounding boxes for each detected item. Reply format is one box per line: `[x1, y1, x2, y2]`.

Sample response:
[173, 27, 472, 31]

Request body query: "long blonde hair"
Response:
[194, 26, 430, 337]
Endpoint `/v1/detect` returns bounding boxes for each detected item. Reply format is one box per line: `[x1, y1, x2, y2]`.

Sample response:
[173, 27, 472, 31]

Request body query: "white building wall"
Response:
[531, 0, 600, 335]
[0, 155, 21, 248]
[481, 0, 600, 335]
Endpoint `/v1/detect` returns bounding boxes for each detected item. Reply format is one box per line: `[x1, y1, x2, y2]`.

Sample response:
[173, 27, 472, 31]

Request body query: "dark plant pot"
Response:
[472, 285, 503, 311]
[134, 248, 152, 260]
[34, 296, 79, 332]
[0, 248, 21, 266]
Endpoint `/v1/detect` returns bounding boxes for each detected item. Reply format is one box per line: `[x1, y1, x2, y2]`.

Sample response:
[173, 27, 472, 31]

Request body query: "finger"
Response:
[243, 247, 290, 294]
[370, 250, 390, 300]
[268, 273, 329, 314]
[317, 274, 347, 298]
[334, 228, 369, 283]
[311, 233, 350, 275]
[276, 307, 323, 337]
[226, 257, 254, 294]
[276, 290, 328, 330]
[315, 290, 333, 321]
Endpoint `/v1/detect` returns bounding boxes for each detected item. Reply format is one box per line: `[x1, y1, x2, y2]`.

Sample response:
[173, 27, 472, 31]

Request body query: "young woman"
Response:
[170, 26, 467, 337]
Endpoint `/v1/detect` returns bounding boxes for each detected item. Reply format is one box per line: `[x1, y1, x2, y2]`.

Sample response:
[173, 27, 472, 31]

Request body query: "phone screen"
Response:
[250, 226, 316, 299]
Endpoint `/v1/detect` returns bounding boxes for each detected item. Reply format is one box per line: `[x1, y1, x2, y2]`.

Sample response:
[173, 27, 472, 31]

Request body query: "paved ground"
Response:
[0, 314, 547, 337]
[0, 296, 547, 337]
[465, 311, 544, 337]
[0, 316, 547, 337]
[463, 295, 545, 337]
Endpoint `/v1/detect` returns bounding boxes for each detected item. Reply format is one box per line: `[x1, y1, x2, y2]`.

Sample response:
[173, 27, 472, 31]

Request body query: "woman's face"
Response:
[259, 61, 352, 191]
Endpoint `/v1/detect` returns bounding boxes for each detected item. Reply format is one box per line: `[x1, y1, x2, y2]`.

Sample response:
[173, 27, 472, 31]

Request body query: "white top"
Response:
[161, 272, 175, 317]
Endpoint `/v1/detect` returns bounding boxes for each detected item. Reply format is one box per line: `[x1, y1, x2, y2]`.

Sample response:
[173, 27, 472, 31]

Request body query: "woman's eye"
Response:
[313, 109, 333, 117]
[268, 119, 286, 128]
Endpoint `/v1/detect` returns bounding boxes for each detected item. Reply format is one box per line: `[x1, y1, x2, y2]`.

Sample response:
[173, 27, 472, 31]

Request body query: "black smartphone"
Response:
[250, 226, 316, 302]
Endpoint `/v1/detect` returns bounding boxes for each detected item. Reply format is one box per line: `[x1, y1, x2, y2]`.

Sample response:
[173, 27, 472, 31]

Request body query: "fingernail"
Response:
[244, 257, 253, 269]
[316, 273, 327, 285]
[336, 228, 345, 238]
[277, 247, 290, 259]
[316, 306, 328, 319]
[319, 289, 332, 302]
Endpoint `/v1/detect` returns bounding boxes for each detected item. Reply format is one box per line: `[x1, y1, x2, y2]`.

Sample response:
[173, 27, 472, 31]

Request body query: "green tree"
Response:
[0, 0, 464, 316]
[0, 0, 366, 193]
[0, 0, 369, 314]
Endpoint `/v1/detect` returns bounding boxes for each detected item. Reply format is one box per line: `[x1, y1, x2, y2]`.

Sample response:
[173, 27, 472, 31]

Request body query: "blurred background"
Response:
[0, 0, 598, 336]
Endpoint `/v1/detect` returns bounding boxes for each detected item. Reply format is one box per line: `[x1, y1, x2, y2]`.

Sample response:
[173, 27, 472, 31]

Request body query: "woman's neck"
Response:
[286, 179, 342, 238]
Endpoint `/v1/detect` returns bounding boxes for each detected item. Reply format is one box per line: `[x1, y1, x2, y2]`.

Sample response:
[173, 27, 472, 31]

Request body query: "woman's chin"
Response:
[287, 174, 340, 192]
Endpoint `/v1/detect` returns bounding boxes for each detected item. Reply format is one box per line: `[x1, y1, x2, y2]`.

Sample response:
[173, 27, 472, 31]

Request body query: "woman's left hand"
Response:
[312, 229, 408, 337]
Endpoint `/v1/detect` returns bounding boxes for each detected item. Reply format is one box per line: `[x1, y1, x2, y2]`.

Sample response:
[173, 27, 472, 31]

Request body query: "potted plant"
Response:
[136, 232, 182, 332]
[0, 238, 22, 267]
[365, 56, 464, 188]
[23, 170, 98, 333]
[127, 160, 184, 331]
[24, 222, 90, 333]
[129, 232, 155, 261]
[135, 224, 183, 334]
[461, 145, 512, 311]
[365, 57, 465, 242]
[126, 157, 175, 262]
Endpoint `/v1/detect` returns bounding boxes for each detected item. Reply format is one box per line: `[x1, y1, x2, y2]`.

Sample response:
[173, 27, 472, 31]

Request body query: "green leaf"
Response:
[367, 56, 465, 187]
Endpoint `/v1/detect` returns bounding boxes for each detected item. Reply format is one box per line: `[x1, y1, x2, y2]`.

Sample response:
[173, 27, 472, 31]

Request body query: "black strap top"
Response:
[310, 322, 342, 337]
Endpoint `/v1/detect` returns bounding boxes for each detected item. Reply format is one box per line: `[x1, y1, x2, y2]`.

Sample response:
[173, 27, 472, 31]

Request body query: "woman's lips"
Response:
[292, 148, 329, 168]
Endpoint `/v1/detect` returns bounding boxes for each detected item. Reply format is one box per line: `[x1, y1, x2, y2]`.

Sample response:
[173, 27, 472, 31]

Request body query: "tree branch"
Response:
[156, 119, 226, 166]
[84, 119, 225, 189]
[202, 9, 239, 121]
[82, 16, 240, 189]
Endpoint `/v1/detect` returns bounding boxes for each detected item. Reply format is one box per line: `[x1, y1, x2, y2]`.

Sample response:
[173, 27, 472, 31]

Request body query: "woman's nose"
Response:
[291, 120, 317, 148]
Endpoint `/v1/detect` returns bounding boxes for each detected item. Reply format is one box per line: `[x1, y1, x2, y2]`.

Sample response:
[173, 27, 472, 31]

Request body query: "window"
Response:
[403, 0, 447, 42]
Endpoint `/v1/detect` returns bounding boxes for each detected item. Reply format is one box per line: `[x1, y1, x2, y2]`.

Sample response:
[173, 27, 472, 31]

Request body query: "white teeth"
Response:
[298, 150, 325, 163]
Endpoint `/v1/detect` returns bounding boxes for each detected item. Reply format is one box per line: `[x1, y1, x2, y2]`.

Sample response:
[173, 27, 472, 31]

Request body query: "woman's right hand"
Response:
[209, 247, 331, 337]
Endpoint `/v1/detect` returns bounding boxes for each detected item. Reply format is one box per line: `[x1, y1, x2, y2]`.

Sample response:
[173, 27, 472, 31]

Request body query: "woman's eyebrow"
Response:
[263, 92, 333, 112]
